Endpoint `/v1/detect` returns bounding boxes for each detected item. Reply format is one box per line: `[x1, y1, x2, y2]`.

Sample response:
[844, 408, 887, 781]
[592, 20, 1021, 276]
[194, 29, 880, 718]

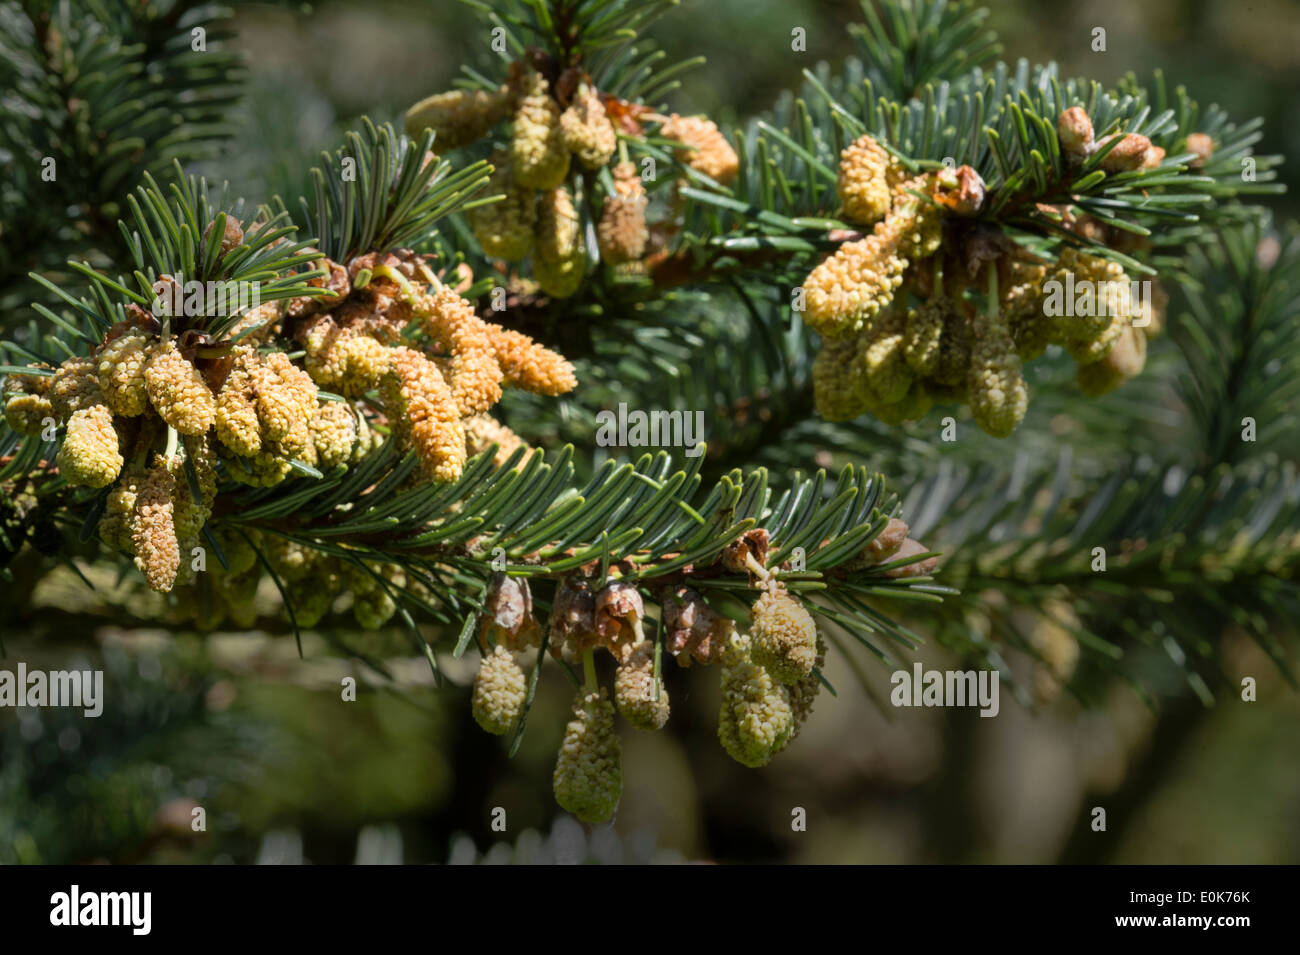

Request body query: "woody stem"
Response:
[581, 648, 597, 692]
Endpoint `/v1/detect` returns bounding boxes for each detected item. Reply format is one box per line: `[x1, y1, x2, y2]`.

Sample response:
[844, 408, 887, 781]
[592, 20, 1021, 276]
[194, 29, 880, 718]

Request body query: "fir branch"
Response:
[219, 444, 938, 596]
[1167, 219, 1300, 467]
[849, 0, 1001, 101]
[0, 0, 244, 319]
[295, 120, 493, 263]
[677, 55, 1282, 276]
[452, 0, 691, 99]
[906, 450, 1300, 705]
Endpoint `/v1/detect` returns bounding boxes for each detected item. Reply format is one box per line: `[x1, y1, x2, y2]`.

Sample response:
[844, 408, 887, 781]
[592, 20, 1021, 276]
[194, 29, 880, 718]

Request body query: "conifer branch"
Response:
[0, 0, 244, 318]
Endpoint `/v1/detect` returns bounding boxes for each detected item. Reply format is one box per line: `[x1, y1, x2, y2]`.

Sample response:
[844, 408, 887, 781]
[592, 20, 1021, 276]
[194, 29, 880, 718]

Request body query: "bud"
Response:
[216, 360, 262, 457]
[863, 517, 909, 563]
[661, 113, 739, 185]
[533, 245, 587, 299]
[785, 632, 827, 744]
[251, 351, 318, 443]
[749, 588, 818, 685]
[217, 565, 262, 628]
[721, 528, 769, 574]
[472, 644, 528, 735]
[596, 162, 648, 264]
[717, 635, 794, 767]
[201, 215, 244, 260]
[228, 301, 284, 345]
[480, 572, 542, 652]
[131, 455, 180, 592]
[1050, 247, 1129, 344]
[1000, 260, 1052, 361]
[801, 234, 907, 338]
[812, 335, 872, 421]
[967, 313, 1027, 438]
[342, 561, 402, 630]
[482, 325, 578, 396]
[1184, 132, 1214, 168]
[218, 446, 293, 487]
[661, 586, 737, 666]
[286, 564, 339, 628]
[885, 173, 944, 260]
[836, 134, 895, 225]
[309, 401, 358, 468]
[933, 164, 986, 216]
[902, 300, 948, 379]
[171, 448, 215, 554]
[2, 372, 54, 436]
[510, 69, 570, 190]
[96, 327, 151, 416]
[549, 577, 599, 663]
[301, 318, 395, 397]
[353, 586, 398, 629]
[614, 641, 669, 730]
[405, 86, 510, 151]
[1095, 133, 1155, 173]
[553, 688, 622, 823]
[1076, 323, 1147, 396]
[48, 356, 104, 422]
[1064, 309, 1127, 366]
[855, 311, 913, 404]
[145, 340, 216, 436]
[1057, 107, 1094, 157]
[594, 580, 645, 662]
[261, 535, 314, 582]
[469, 155, 537, 261]
[559, 84, 617, 169]
[56, 404, 123, 488]
[871, 376, 933, 424]
[380, 346, 466, 483]
[464, 413, 531, 467]
[97, 467, 145, 553]
[351, 402, 378, 464]
[210, 524, 258, 576]
[535, 185, 581, 264]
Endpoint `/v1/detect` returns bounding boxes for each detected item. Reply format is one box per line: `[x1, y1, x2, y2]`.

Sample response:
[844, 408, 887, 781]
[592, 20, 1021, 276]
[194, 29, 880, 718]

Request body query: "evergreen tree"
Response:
[0, 0, 1293, 833]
